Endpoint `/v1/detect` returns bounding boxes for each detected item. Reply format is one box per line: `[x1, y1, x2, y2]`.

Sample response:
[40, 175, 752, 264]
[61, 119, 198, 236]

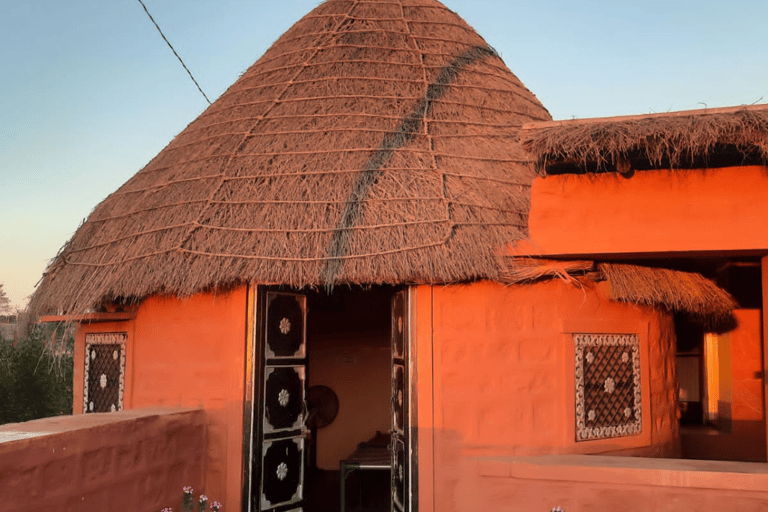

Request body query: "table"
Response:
[339, 437, 391, 512]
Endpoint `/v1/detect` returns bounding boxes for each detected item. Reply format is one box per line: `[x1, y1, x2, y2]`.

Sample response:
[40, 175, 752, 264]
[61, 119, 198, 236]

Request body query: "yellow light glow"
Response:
[704, 333, 720, 420]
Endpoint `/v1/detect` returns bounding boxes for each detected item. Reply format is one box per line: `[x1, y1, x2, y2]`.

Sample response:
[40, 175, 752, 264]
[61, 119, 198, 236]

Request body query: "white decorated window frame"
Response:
[574, 333, 642, 441]
[84, 332, 127, 413]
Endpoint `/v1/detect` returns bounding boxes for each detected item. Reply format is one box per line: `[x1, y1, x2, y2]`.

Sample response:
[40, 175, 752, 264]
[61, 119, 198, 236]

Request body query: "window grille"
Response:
[575, 333, 641, 441]
[84, 333, 127, 413]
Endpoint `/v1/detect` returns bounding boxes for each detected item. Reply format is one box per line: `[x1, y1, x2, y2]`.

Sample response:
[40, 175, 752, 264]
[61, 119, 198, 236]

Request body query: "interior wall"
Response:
[307, 288, 391, 470]
[413, 280, 679, 512]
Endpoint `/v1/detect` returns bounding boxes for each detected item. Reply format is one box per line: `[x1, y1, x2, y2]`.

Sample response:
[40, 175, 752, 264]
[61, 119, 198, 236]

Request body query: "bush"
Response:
[0, 324, 73, 425]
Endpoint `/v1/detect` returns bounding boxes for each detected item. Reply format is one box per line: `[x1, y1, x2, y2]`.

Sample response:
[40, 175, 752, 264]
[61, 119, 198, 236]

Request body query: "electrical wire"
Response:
[135, 0, 212, 105]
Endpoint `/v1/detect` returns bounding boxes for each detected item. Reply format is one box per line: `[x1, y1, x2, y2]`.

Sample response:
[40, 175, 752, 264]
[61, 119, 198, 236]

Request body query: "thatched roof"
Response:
[502, 258, 736, 320]
[31, 0, 551, 315]
[522, 104, 768, 174]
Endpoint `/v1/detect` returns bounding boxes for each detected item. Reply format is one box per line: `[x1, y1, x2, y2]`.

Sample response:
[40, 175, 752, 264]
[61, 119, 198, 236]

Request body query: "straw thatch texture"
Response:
[501, 258, 736, 319]
[599, 263, 736, 319]
[522, 105, 768, 173]
[31, 0, 551, 315]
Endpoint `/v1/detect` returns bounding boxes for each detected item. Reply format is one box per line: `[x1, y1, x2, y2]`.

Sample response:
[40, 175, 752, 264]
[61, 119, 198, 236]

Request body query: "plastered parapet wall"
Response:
[472, 454, 768, 512]
[0, 407, 206, 512]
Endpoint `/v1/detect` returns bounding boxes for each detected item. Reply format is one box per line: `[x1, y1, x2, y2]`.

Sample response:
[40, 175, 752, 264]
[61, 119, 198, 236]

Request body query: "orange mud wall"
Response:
[0, 408, 206, 512]
[523, 165, 768, 256]
[74, 287, 247, 511]
[412, 280, 678, 512]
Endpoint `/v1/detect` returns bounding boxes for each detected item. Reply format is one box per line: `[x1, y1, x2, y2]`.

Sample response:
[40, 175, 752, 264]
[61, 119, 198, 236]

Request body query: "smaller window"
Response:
[574, 333, 641, 441]
[84, 332, 127, 413]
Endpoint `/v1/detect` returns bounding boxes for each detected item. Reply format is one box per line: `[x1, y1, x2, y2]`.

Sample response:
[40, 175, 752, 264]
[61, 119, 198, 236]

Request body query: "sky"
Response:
[1, 0, 766, 309]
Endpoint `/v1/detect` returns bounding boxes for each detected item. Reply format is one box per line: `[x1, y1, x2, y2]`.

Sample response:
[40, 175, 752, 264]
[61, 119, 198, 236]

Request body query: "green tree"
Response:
[0, 324, 73, 425]
[0, 284, 11, 316]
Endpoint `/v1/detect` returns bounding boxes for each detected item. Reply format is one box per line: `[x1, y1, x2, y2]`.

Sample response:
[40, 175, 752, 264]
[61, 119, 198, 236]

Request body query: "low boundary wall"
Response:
[474, 454, 768, 512]
[0, 407, 206, 512]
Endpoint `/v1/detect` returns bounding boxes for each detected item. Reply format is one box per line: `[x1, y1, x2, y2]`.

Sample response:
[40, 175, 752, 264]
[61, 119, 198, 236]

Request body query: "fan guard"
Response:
[306, 385, 339, 428]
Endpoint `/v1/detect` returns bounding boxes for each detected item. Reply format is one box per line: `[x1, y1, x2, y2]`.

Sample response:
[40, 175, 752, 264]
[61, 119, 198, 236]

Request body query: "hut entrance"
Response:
[249, 285, 411, 512]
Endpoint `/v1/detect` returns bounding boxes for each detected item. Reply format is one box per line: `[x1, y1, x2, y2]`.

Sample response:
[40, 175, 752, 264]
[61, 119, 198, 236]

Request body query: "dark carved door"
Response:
[391, 289, 410, 512]
[255, 291, 308, 512]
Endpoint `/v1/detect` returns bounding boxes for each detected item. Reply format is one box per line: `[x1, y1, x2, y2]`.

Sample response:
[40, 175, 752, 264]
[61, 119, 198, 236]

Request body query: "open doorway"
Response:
[676, 261, 766, 462]
[305, 286, 393, 512]
[249, 285, 402, 512]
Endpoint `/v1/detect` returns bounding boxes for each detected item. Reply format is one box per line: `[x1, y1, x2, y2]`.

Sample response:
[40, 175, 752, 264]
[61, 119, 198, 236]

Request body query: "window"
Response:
[574, 333, 641, 441]
[84, 332, 127, 413]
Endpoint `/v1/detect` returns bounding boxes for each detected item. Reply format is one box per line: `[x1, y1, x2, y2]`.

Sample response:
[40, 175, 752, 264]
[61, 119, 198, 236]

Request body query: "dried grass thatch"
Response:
[501, 257, 736, 320]
[30, 0, 551, 315]
[522, 104, 768, 173]
[598, 263, 736, 319]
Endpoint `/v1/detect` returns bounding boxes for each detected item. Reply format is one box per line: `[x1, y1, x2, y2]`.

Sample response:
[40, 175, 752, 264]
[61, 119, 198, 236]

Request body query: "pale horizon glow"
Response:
[1, 0, 766, 308]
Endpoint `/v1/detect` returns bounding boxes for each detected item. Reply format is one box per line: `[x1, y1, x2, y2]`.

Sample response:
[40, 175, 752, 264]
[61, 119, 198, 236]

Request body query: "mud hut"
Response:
[31, 2, 743, 511]
[520, 104, 768, 468]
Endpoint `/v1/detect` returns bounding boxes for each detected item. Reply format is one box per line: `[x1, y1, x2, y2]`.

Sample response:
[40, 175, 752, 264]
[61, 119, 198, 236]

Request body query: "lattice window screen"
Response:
[84, 333, 127, 413]
[574, 333, 641, 441]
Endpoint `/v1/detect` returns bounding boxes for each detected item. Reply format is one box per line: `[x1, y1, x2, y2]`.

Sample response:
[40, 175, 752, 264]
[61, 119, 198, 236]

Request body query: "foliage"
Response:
[0, 323, 73, 425]
[0, 284, 11, 316]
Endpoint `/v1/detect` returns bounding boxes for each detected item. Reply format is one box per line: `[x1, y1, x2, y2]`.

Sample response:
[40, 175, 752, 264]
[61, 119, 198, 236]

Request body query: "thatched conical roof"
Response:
[32, 0, 551, 314]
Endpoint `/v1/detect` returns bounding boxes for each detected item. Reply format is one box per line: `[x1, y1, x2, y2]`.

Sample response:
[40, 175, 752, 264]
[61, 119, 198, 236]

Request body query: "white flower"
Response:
[587, 410, 596, 421]
[100, 374, 108, 389]
[622, 351, 629, 363]
[585, 352, 594, 364]
[278, 389, 290, 407]
[113, 350, 119, 360]
[604, 377, 615, 394]
[624, 407, 632, 418]
[279, 317, 291, 335]
[276, 462, 288, 481]
[183, 486, 193, 495]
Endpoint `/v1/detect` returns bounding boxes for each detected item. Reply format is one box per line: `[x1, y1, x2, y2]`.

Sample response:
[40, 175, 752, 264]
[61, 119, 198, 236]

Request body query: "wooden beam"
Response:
[39, 312, 135, 323]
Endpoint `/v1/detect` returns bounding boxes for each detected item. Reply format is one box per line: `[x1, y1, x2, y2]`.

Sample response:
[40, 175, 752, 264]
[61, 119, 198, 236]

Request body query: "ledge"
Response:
[476, 454, 768, 493]
[39, 312, 136, 323]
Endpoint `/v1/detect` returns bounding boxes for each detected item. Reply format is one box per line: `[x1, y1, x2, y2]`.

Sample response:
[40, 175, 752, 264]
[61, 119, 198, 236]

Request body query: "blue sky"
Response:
[1, 0, 766, 308]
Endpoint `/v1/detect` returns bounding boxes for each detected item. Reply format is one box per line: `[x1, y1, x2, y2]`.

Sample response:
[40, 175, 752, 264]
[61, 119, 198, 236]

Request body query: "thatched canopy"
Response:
[502, 257, 736, 321]
[522, 104, 768, 174]
[31, 0, 551, 315]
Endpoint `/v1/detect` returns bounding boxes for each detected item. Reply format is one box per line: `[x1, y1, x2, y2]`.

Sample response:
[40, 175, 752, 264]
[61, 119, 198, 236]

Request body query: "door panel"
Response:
[260, 436, 305, 509]
[391, 289, 409, 512]
[256, 291, 308, 511]
[264, 366, 306, 434]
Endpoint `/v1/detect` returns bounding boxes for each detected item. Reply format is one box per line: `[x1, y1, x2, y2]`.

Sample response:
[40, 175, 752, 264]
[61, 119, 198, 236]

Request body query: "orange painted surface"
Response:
[413, 280, 678, 512]
[0, 408, 206, 512]
[472, 454, 768, 512]
[75, 287, 248, 511]
[523, 165, 768, 256]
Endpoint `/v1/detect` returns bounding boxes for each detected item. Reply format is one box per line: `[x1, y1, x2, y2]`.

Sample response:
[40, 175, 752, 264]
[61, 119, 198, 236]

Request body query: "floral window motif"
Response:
[575, 333, 641, 441]
[84, 333, 127, 413]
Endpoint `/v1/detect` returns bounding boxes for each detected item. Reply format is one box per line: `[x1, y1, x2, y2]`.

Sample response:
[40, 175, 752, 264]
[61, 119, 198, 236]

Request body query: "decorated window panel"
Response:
[574, 333, 641, 441]
[84, 332, 127, 413]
